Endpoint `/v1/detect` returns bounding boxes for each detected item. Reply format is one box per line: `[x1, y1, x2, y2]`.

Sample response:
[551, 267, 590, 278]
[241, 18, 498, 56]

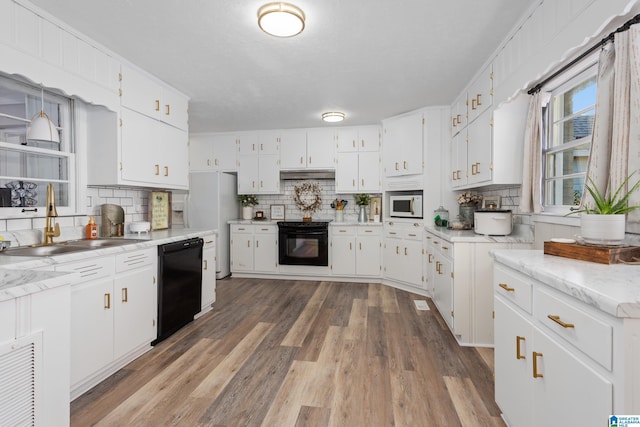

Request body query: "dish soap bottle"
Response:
[85, 216, 98, 239]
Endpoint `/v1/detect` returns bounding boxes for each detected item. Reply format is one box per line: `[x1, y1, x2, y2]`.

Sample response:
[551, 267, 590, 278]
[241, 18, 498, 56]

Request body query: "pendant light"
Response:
[258, 3, 305, 38]
[27, 87, 60, 143]
[322, 112, 345, 123]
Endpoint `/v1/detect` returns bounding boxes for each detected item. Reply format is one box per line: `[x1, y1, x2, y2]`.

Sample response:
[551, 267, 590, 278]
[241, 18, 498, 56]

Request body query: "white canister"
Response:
[474, 210, 513, 235]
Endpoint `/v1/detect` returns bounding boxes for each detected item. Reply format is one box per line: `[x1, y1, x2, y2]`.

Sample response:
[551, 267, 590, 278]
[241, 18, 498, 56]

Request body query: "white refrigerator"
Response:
[186, 171, 237, 279]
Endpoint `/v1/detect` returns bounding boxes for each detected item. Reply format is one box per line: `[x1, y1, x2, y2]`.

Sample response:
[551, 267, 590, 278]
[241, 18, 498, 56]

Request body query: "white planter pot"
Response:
[580, 213, 626, 245]
[242, 206, 253, 220]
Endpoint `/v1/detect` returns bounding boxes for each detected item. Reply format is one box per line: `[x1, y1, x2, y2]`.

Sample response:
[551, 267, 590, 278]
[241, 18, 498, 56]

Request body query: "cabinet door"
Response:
[212, 134, 238, 171]
[114, 267, 156, 360]
[159, 124, 189, 188]
[433, 252, 453, 328]
[258, 154, 280, 193]
[232, 233, 254, 271]
[189, 134, 214, 172]
[467, 64, 493, 123]
[254, 229, 278, 272]
[306, 128, 335, 169]
[160, 85, 189, 131]
[356, 233, 380, 276]
[401, 238, 423, 286]
[383, 113, 423, 176]
[358, 151, 380, 192]
[120, 108, 154, 184]
[237, 131, 260, 155]
[120, 63, 162, 120]
[533, 329, 613, 427]
[258, 130, 280, 155]
[357, 126, 381, 152]
[280, 129, 307, 169]
[494, 297, 534, 427]
[451, 132, 467, 188]
[336, 127, 358, 152]
[332, 234, 356, 276]
[70, 278, 115, 386]
[467, 109, 492, 185]
[383, 237, 401, 281]
[237, 154, 259, 194]
[336, 152, 359, 193]
[202, 239, 216, 309]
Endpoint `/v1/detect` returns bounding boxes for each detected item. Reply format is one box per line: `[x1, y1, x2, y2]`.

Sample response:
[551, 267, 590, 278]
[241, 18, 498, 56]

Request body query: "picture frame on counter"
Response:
[482, 196, 501, 210]
[270, 204, 285, 220]
[149, 191, 172, 230]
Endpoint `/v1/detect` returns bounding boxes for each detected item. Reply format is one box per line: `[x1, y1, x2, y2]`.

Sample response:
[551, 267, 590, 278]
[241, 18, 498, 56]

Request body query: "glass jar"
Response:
[434, 206, 449, 227]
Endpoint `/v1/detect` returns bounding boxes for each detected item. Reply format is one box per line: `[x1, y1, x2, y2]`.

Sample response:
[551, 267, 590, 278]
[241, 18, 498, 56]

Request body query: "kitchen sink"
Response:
[0, 238, 148, 257]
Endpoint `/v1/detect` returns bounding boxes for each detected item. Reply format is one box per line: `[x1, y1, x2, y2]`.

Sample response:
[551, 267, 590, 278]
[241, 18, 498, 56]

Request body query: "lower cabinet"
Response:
[330, 225, 381, 277]
[199, 234, 217, 315]
[383, 222, 423, 290]
[231, 224, 278, 273]
[63, 247, 157, 399]
[494, 264, 616, 427]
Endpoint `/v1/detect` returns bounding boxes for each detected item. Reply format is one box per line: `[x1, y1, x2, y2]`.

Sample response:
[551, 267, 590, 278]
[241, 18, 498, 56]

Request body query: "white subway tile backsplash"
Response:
[7, 218, 32, 231]
[98, 188, 114, 198]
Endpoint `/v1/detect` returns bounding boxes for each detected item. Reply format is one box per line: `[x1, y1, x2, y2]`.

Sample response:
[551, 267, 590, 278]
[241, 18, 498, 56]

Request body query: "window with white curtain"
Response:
[542, 65, 597, 211]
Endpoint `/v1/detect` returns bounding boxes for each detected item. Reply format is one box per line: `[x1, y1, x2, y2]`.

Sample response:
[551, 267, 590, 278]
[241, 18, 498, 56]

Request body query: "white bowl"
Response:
[129, 221, 150, 233]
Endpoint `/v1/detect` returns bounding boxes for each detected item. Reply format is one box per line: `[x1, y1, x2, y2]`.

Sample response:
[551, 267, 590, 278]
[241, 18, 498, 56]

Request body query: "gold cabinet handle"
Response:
[164, 166, 169, 176]
[122, 287, 128, 303]
[359, 242, 362, 250]
[300, 156, 304, 164]
[256, 240, 260, 248]
[428, 253, 433, 263]
[471, 163, 477, 175]
[165, 104, 170, 115]
[547, 315, 575, 329]
[396, 246, 399, 255]
[476, 93, 482, 106]
[155, 99, 160, 111]
[533, 352, 543, 378]
[471, 98, 477, 110]
[308, 156, 312, 164]
[499, 283, 515, 292]
[404, 247, 408, 256]
[352, 179, 356, 187]
[403, 160, 408, 170]
[352, 139, 356, 148]
[349, 242, 352, 250]
[456, 114, 462, 123]
[395, 162, 399, 171]
[442, 246, 449, 251]
[104, 293, 111, 309]
[361, 178, 365, 186]
[204, 259, 208, 270]
[155, 164, 160, 175]
[452, 170, 457, 181]
[516, 336, 525, 360]
[456, 170, 461, 180]
[361, 139, 365, 148]
[247, 240, 251, 247]
[452, 117, 457, 127]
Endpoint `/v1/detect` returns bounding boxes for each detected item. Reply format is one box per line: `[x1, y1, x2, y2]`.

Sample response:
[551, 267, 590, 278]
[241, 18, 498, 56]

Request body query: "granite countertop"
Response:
[0, 228, 216, 302]
[425, 224, 534, 244]
[491, 249, 640, 318]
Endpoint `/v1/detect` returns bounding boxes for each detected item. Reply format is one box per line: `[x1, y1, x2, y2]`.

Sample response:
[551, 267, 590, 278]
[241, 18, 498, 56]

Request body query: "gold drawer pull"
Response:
[516, 336, 525, 360]
[104, 293, 111, 309]
[499, 283, 515, 292]
[533, 352, 543, 378]
[122, 287, 128, 303]
[547, 315, 575, 328]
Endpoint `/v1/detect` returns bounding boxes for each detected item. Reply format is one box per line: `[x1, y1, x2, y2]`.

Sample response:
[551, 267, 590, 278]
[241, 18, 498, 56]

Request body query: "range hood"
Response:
[280, 170, 335, 180]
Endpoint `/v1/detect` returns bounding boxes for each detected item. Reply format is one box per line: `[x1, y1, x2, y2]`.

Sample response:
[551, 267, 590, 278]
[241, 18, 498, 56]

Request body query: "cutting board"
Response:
[543, 241, 640, 264]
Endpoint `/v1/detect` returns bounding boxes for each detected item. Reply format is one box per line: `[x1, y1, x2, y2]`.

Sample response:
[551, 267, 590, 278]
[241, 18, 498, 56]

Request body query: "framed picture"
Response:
[149, 191, 172, 230]
[482, 196, 501, 210]
[369, 196, 382, 222]
[270, 204, 285, 220]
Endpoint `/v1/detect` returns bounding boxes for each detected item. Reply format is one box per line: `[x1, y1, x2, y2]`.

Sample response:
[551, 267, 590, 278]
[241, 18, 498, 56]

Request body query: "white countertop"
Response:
[0, 228, 216, 302]
[228, 219, 383, 226]
[425, 224, 534, 244]
[491, 249, 640, 318]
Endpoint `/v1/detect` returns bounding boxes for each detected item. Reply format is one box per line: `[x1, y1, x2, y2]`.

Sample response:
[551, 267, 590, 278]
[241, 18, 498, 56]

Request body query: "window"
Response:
[0, 74, 74, 213]
[542, 65, 597, 211]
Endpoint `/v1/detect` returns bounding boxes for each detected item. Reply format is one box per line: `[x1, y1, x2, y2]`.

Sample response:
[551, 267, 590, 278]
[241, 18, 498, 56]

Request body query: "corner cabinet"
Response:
[382, 112, 423, 177]
[493, 262, 627, 427]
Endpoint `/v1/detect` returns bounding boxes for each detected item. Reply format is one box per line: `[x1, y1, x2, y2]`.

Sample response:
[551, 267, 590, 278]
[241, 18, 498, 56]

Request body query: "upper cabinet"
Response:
[280, 128, 335, 170]
[382, 112, 423, 177]
[335, 126, 381, 193]
[336, 126, 380, 153]
[236, 130, 280, 194]
[189, 133, 238, 172]
[466, 64, 493, 123]
[119, 64, 189, 131]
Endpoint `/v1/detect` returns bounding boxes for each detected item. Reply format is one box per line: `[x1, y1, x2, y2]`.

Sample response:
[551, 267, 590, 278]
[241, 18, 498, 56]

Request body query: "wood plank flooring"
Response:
[71, 278, 505, 426]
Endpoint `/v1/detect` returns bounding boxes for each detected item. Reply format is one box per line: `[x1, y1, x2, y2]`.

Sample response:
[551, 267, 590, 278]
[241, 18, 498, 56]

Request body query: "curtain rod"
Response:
[527, 13, 640, 95]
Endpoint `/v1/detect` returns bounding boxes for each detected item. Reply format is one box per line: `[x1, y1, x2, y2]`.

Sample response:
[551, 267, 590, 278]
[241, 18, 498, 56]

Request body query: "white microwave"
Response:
[389, 195, 423, 218]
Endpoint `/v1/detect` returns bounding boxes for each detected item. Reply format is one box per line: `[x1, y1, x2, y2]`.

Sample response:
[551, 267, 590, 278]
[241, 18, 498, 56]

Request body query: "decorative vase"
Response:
[242, 206, 253, 220]
[459, 203, 477, 227]
[358, 205, 368, 223]
[580, 213, 626, 245]
[335, 209, 344, 222]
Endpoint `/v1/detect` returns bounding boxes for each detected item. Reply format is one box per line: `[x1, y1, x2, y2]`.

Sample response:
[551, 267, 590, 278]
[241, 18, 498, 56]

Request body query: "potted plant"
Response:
[238, 194, 258, 220]
[354, 194, 371, 223]
[456, 191, 482, 227]
[570, 172, 640, 245]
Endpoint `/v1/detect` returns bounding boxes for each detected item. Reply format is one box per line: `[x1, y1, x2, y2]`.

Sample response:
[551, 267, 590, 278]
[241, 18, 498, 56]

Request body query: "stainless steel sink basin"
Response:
[0, 238, 147, 257]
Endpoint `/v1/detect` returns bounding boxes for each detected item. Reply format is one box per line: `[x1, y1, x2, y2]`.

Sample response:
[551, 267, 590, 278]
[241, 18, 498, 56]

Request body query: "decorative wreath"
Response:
[293, 182, 322, 213]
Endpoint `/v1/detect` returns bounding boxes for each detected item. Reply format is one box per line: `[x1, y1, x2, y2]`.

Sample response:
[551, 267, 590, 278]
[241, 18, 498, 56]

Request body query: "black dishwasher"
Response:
[154, 237, 203, 345]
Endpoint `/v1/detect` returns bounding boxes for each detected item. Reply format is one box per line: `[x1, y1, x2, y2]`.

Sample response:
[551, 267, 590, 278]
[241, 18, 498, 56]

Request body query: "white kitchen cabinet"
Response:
[189, 133, 238, 172]
[331, 225, 381, 277]
[450, 131, 467, 188]
[494, 266, 615, 427]
[382, 112, 423, 177]
[383, 222, 423, 290]
[466, 63, 493, 123]
[466, 109, 492, 186]
[450, 93, 468, 136]
[336, 150, 381, 193]
[280, 128, 335, 170]
[120, 63, 189, 131]
[237, 153, 280, 194]
[63, 248, 157, 399]
[431, 237, 454, 330]
[336, 126, 380, 152]
[230, 224, 278, 273]
[200, 234, 217, 314]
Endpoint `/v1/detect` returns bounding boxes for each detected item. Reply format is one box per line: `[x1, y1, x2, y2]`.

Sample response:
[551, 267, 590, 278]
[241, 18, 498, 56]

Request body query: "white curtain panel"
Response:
[626, 25, 640, 231]
[519, 91, 544, 213]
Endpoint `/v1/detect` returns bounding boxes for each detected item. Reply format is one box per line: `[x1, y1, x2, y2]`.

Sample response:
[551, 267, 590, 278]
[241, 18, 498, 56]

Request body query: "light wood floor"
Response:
[71, 278, 505, 426]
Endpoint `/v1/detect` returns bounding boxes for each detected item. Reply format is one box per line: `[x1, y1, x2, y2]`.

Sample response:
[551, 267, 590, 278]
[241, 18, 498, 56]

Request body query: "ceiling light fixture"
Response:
[27, 87, 60, 143]
[257, 2, 305, 38]
[322, 112, 345, 123]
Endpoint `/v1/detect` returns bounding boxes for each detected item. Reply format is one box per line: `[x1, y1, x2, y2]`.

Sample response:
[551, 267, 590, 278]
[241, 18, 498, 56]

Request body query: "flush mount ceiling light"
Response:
[27, 88, 60, 143]
[258, 2, 305, 38]
[321, 112, 345, 123]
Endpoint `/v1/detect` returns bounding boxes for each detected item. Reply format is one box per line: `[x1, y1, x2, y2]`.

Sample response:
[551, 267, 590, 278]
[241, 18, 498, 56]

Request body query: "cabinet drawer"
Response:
[202, 235, 216, 249]
[357, 227, 381, 237]
[115, 248, 155, 273]
[231, 224, 254, 233]
[333, 227, 356, 236]
[534, 287, 613, 371]
[56, 256, 114, 281]
[254, 225, 276, 234]
[494, 265, 532, 313]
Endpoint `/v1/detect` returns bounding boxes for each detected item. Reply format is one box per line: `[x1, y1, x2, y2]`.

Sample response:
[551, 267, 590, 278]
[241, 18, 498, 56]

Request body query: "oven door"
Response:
[278, 226, 329, 266]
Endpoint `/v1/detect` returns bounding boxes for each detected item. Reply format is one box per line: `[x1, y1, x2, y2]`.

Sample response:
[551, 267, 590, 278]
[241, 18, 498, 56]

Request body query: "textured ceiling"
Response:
[28, 0, 533, 132]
